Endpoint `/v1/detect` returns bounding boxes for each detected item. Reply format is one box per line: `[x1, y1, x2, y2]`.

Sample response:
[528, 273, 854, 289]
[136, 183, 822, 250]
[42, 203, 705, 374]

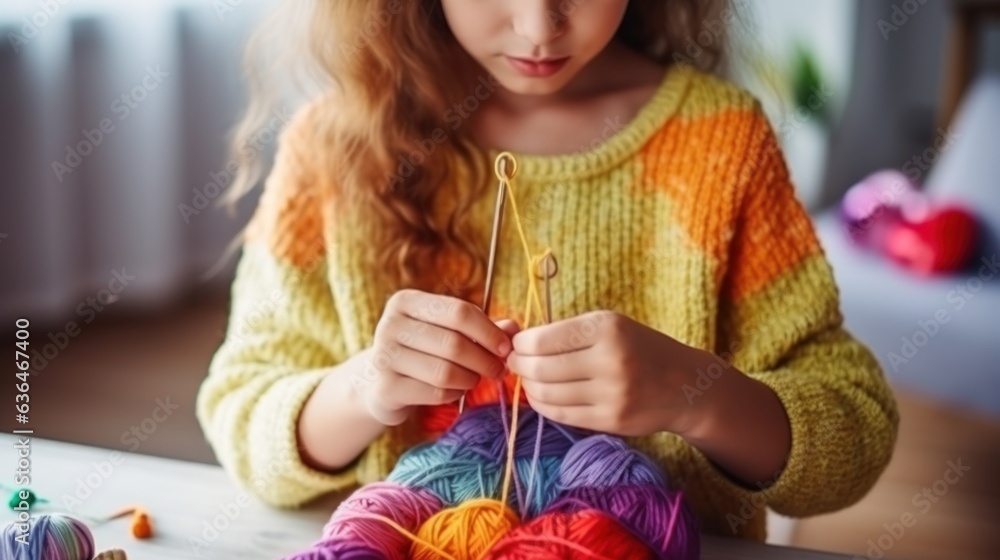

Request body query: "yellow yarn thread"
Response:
[493, 152, 550, 520]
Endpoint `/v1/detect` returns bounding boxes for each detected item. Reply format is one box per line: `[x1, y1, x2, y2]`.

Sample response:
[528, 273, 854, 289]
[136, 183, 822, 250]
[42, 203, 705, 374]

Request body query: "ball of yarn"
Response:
[2, 513, 95, 560]
[438, 405, 588, 462]
[391, 406, 588, 517]
[482, 509, 653, 560]
[302, 482, 441, 560]
[389, 443, 563, 519]
[883, 205, 980, 275]
[558, 434, 668, 491]
[7, 489, 40, 511]
[412, 499, 520, 560]
[547, 485, 700, 560]
[840, 169, 924, 249]
[389, 443, 503, 508]
[282, 540, 384, 560]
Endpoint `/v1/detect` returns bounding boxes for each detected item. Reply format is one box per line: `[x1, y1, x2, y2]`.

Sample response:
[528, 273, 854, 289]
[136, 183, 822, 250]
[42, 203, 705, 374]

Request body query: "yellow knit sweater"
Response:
[196, 66, 899, 541]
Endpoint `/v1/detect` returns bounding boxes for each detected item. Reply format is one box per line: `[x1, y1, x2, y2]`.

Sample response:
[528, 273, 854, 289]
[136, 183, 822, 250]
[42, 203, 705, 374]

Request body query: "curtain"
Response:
[817, 0, 951, 209]
[0, 0, 272, 324]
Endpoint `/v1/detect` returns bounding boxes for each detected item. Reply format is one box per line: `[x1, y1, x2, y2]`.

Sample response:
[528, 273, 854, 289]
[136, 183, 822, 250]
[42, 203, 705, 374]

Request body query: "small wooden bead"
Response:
[94, 548, 128, 560]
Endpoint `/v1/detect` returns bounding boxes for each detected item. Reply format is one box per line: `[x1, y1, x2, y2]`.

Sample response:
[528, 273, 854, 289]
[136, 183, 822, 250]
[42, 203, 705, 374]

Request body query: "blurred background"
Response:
[1, 1, 998, 558]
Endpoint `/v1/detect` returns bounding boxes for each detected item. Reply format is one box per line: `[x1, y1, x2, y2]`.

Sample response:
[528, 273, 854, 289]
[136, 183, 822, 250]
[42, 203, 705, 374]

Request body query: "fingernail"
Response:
[498, 340, 511, 356]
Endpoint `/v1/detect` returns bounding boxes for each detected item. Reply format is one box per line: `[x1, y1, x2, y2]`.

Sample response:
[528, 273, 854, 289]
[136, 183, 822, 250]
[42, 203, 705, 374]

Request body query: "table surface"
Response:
[0, 435, 853, 559]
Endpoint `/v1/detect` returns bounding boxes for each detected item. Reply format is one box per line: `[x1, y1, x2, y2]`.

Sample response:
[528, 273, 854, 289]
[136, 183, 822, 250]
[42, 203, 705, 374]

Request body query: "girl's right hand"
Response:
[360, 289, 517, 426]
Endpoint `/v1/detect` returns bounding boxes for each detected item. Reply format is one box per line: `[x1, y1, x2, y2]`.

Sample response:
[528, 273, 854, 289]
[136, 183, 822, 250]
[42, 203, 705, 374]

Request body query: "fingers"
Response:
[495, 318, 522, 338]
[525, 398, 596, 430]
[511, 311, 611, 355]
[521, 379, 594, 406]
[391, 346, 481, 391]
[506, 347, 591, 383]
[374, 373, 464, 410]
[385, 315, 506, 379]
[388, 290, 511, 357]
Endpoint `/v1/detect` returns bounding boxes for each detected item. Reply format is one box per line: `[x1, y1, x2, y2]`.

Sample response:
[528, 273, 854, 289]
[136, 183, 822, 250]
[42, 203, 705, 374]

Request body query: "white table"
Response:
[0, 435, 852, 559]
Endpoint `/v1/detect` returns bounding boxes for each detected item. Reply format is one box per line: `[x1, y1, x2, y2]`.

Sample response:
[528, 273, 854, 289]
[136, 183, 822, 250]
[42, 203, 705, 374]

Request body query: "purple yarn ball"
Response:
[438, 404, 590, 461]
[282, 540, 384, 560]
[547, 485, 700, 560]
[558, 434, 668, 491]
[1, 514, 95, 560]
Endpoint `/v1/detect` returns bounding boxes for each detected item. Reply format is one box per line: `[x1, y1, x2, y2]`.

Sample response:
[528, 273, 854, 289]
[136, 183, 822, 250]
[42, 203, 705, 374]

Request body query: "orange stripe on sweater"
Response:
[640, 108, 820, 299]
[638, 109, 757, 264]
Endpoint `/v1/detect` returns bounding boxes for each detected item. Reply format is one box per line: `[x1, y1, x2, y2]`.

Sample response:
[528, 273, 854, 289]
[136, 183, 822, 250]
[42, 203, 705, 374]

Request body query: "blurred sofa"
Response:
[814, 75, 1000, 418]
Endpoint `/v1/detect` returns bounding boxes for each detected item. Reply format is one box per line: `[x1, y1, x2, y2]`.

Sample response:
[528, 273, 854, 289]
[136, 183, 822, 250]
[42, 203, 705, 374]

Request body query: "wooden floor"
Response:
[13, 293, 1000, 559]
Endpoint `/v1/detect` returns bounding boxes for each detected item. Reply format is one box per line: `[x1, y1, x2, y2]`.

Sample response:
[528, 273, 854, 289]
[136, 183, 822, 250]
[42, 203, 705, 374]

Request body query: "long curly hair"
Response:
[226, 0, 732, 299]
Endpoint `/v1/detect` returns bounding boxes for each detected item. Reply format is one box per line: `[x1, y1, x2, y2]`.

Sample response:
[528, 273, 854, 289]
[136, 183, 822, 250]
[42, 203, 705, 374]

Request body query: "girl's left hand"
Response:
[505, 311, 709, 437]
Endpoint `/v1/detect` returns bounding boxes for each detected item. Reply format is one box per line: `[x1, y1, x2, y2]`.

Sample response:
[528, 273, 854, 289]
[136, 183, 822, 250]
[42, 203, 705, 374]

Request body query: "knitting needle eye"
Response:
[534, 253, 558, 324]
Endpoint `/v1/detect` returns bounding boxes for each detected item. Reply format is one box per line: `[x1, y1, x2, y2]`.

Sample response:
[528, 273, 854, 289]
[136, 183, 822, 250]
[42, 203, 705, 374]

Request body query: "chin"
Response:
[489, 68, 578, 97]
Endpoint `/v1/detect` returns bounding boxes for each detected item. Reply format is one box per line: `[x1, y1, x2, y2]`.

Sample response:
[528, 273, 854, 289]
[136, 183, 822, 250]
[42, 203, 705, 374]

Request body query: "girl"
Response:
[196, 0, 899, 541]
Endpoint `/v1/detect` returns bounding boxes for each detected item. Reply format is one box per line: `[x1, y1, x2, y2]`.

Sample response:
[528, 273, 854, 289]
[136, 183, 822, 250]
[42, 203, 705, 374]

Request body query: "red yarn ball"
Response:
[482, 509, 654, 560]
[883, 206, 979, 275]
[546, 486, 700, 560]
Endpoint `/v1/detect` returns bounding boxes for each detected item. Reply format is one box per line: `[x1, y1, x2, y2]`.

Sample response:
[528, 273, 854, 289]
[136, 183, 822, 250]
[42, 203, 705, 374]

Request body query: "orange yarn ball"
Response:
[482, 509, 654, 560]
[411, 498, 520, 560]
[129, 510, 153, 539]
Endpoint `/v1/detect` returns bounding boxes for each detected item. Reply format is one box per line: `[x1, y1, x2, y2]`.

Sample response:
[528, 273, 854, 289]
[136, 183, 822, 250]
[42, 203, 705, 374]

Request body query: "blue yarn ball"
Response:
[390, 404, 583, 519]
[389, 442, 564, 518]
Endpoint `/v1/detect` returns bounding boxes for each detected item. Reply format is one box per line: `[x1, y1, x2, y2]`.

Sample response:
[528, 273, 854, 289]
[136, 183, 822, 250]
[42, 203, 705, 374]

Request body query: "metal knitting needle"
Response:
[459, 153, 514, 414]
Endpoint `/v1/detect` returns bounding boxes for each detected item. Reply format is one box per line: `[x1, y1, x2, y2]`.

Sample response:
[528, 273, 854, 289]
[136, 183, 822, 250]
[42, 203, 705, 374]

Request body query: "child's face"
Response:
[440, 0, 629, 96]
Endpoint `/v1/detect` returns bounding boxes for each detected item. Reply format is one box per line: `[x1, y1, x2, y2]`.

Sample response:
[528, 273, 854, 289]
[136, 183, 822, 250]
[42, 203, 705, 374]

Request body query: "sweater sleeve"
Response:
[196, 108, 366, 507]
[691, 110, 900, 521]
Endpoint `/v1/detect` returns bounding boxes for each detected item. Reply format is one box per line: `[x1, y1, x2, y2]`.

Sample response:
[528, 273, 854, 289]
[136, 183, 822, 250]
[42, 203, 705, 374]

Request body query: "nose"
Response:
[511, 0, 565, 49]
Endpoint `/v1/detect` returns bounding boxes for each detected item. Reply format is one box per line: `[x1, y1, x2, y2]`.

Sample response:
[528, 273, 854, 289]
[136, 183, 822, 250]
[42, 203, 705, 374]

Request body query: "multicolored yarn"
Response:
[389, 406, 588, 518]
[547, 486, 700, 559]
[288, 483, 441, 560]
[482, 510, 654, 560]
[1, 513, 94, 560]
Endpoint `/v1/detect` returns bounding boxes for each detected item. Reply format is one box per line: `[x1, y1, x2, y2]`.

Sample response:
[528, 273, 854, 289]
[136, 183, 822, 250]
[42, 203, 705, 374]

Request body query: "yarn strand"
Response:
[494, 152, 550, 524]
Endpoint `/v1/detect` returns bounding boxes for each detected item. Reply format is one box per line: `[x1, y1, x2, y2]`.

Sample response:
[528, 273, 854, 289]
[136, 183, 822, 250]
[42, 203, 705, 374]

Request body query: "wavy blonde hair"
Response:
[227, 0, 732, 298]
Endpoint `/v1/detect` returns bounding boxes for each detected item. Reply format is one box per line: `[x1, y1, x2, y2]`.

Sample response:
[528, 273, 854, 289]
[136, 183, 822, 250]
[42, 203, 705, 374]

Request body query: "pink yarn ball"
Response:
[840, 169, 927, 249]
[321, 482, 443, 560]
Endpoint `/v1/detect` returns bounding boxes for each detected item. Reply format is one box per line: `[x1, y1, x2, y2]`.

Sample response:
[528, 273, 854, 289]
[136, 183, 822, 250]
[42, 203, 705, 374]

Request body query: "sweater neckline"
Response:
[484, 64, 695, 183]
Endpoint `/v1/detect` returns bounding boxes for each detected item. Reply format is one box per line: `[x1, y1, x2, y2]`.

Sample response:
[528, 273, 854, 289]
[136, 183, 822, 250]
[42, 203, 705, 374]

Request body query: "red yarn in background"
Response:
[883, 206, 979, 275]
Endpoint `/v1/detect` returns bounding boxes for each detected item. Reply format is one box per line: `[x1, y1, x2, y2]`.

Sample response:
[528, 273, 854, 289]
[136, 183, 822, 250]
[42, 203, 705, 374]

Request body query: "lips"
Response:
[505, 56, 570, 78]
